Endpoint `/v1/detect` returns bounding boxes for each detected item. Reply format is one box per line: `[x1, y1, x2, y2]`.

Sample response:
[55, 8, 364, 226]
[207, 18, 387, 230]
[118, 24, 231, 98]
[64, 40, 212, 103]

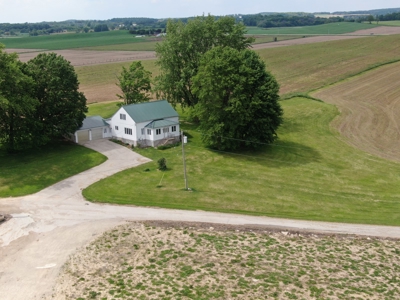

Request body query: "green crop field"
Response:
[246, 22, 379, 35]
[378, 21, 400, 26]
[80, 40, 160, 51]
[0, 30, 149, 50]
[84, 98, 400, 226]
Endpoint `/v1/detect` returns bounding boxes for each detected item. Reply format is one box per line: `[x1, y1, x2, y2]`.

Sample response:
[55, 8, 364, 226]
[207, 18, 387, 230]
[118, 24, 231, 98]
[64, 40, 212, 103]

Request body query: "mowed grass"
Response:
[246, 22, 379, 35]
[87, 101, 121, 119]
[83, 98, 400, 226]
[1, 30, 147, 50]
[0, 142, 107, 197]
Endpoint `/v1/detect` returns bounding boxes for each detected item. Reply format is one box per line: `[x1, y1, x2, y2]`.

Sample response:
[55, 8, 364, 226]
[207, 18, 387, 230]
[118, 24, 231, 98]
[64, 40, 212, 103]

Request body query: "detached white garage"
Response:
[74, 116, 111, 144]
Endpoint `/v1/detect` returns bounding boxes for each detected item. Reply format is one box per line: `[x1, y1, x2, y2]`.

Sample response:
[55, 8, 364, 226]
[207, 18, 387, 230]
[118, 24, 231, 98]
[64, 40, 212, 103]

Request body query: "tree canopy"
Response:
[192, 47, 283, 150]
[116, 61, 152, 106]
[155, 15, 254, 108]
[0, 45, 37, 151]
[0, 47, 87, 152]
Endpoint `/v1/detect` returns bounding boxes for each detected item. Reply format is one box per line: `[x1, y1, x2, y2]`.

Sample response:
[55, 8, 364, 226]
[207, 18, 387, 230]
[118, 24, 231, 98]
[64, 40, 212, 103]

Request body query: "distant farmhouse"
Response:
[73, 100, 180, 147]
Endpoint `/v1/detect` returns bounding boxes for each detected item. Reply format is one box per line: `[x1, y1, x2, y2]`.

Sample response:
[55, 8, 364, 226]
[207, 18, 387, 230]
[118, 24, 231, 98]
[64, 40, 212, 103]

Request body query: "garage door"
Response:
[77, 130, 89, 144]
[91, 128, 103, 140]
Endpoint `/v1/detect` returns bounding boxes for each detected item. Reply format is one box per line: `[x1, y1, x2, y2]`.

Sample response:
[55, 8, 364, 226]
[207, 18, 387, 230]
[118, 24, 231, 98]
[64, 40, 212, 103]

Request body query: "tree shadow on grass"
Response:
[210, 140, 322, 169]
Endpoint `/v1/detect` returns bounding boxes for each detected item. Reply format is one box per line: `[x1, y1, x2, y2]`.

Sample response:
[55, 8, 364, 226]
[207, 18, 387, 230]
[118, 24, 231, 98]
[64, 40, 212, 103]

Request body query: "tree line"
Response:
[242, 14, 344, 28]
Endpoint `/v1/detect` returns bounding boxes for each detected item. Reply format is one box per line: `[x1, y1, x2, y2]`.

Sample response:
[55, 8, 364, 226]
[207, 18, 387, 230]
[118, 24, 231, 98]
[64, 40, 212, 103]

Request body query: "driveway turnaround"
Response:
[1, 139, 400, 299]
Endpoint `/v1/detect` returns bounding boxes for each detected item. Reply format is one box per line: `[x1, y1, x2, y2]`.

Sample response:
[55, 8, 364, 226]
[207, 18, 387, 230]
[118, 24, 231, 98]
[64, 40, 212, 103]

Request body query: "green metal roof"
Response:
[145, 119, 179, 129]
[122, 100, 178, 123]
[78, 115, 108, 130]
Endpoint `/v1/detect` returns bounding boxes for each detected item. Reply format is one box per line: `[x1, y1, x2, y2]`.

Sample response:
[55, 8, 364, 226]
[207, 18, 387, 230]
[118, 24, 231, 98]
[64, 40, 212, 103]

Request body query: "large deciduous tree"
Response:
[116, 61, 152, 106]
[192, 47, 283, 150]
[155, 15, 254, 108]
[24, 53, 87, 146]
[0, 45, 37, 152]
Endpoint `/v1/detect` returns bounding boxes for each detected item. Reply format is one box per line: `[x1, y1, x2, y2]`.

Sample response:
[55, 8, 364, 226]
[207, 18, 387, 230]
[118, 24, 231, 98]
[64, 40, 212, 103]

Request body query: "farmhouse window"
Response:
[104, 128, 107, 133]
[115, 126, 119, 130]
[163, 128, 169, 133]
[147, 129, 151, 135]
[125, 128, 132, 135]
[120, 114, 126, 120]
[171, 126, 176, 132]
[156, 129, 161, 135]
[141, 128, 144, 135]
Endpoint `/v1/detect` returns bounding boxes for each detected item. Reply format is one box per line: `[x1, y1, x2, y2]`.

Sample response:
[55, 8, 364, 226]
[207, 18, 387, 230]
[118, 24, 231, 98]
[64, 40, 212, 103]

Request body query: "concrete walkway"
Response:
[1, 139, 400, 299]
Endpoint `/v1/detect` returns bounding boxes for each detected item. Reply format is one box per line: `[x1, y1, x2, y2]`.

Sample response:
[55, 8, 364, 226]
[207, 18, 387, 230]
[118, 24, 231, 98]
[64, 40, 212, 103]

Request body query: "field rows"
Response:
[312, 61, 400, 163]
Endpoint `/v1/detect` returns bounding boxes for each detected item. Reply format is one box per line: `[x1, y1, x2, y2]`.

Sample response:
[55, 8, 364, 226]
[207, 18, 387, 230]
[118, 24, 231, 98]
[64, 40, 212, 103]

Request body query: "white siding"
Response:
[110, 107, 137, 143]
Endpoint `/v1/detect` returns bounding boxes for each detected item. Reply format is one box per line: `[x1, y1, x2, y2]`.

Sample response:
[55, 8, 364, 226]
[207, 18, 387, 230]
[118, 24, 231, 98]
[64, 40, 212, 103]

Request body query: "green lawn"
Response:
[87, 101, 121, 119]
[0, 30, 149, 50]
[246, 22, 379, 35]
[0, 142, 107, 197]
[83, 98, 400, 226]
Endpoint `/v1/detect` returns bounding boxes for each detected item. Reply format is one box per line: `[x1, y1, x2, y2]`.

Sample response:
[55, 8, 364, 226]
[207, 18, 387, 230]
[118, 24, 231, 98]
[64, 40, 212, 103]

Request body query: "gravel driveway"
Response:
[1, 139, 400, 299]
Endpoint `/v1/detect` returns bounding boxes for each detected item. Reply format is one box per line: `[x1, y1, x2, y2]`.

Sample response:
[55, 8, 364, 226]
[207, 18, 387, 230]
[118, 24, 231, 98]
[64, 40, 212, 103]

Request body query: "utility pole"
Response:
[181, 130, 188, 190]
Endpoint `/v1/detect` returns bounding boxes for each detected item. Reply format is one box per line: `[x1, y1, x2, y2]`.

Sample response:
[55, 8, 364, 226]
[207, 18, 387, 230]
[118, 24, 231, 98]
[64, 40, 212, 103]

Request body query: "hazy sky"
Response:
[1, 0, 399, 23]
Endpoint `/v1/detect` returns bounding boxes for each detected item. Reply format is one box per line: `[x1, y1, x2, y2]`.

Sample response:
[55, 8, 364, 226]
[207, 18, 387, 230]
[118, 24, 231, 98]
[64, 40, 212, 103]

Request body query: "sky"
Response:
[1, 0, 399, 23]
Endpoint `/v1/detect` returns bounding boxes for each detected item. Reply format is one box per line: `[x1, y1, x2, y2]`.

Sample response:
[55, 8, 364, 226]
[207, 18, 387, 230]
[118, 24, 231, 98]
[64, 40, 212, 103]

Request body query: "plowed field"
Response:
[311, 62, 400, 162]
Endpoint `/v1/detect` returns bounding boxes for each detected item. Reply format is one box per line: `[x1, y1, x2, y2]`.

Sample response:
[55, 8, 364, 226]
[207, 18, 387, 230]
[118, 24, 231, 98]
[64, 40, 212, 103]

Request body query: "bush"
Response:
[157, 158, 167, 171]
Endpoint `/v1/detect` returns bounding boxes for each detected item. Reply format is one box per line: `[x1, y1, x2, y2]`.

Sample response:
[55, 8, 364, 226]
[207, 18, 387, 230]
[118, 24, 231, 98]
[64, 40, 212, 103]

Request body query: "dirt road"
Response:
[1, 139, 400, 299]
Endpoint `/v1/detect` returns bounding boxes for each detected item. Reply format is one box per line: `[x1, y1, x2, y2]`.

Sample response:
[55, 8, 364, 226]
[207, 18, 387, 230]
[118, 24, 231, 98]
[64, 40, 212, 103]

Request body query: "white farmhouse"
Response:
[73, 100, 180, 147]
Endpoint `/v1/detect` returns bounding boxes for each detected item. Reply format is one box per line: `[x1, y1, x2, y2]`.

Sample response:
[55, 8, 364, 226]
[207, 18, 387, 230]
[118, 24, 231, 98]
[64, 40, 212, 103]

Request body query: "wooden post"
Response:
[181, 130, 188, 190]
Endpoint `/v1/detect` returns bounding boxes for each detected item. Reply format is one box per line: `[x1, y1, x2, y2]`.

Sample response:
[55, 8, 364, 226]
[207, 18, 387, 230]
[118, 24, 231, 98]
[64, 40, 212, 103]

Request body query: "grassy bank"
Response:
[83, 98, 400, 226]
[0, 142, 106, 197]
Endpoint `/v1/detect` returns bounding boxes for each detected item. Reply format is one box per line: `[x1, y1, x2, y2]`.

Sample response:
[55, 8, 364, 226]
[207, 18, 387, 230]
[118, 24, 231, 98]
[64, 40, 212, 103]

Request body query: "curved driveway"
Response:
[1, 139, 400, 299]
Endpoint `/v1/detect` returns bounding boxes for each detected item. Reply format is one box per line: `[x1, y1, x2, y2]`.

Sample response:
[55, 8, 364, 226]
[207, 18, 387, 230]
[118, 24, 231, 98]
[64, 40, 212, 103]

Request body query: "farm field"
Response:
[76, 34, 400, 103]
[77, 59, 158, 103]
[0, 30, 147, 50]
[0, 142, 106, 197]
[257, 34, 400, 95]
[376, 21, 400, 26]
[246, 22, 379, 35]
[53, 222, 400, 299]
[84, 97, 400, 226]
[311, 61, 400, 163]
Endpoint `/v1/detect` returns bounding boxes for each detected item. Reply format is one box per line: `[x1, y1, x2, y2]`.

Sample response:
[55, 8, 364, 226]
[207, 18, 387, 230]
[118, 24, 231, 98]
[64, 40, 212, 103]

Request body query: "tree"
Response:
[366, 15, 375, 24]
[192, 47, 283, 150]
[24, 53, 87, 146]
[116, 61, 152, 106]
[0, 45, 37, 152]
[155, 15, 254, 109]
[94, 24, 109, 32]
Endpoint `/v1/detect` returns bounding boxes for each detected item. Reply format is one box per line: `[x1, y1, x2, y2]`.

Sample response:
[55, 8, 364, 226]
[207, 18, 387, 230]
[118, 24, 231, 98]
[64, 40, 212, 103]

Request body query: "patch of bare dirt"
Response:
[311, 61, 400, 162]
[52, 221, 400, 300]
